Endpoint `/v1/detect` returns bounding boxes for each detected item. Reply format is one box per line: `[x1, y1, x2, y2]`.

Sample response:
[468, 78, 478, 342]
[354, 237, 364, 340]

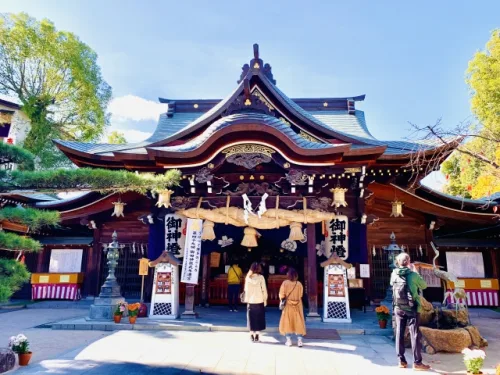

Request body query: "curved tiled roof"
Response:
[54, 71, 454, 159]
[149, 113, 345, 153]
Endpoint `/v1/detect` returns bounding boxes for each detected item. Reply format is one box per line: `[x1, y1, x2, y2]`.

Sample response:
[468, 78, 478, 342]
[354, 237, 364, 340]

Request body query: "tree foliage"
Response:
[0, 258, 30, 302]
[0, 142, 35, 170]
[439, 29, 500, 198]
[0, 207, 60, 232]
[0, 12, 112, 168]
[1, 168, 181, 194]
[107, 131, 127, 144]
[0, 231, 42, 252]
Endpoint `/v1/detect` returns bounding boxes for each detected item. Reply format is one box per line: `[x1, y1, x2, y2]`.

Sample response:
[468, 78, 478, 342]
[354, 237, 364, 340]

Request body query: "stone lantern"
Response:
[382, 232, 402, 309]
[89, 231, 125, 320]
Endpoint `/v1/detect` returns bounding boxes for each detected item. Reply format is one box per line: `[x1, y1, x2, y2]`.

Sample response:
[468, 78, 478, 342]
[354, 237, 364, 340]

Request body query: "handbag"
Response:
[279, 281, 298, 311]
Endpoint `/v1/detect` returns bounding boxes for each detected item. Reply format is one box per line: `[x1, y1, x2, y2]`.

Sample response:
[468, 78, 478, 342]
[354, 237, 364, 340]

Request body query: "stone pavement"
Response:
[49, 306, 387, 336]
[1, 307, 499, 374]
[10, 329, 500, 375]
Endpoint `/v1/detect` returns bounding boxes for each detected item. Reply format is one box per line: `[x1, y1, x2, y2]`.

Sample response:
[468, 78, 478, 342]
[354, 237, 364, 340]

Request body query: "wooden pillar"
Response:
[93, 228, 103, 297]
[200, 254, 210, 307]
[182, 285, 198, 318]
[491, 249, 498, 279]
[303, 257, 309, 306]
[306, 223, 321, 319]
[83, 244, 94, 298]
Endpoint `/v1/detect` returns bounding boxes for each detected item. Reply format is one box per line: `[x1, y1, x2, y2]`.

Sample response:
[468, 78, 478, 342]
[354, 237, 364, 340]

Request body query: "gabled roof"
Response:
[54, 44, 458, 168]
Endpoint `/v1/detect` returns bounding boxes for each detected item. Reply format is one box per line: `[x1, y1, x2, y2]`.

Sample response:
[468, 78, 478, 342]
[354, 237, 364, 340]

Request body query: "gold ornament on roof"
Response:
[156, 189, 174, 208]
[390, 200, 404, 217]
[193, 104, 199, 109]
[222, 144, 275, 158]
[330, 187, 348, 208]
[244, 99, 252, 106]
[279, 117, 291, 126]
[111, 201, 126, 217]
[323, 102, 328, 107]
[253, 62, 260, 69]
[299, 130, 322, 143]
[344, 167, 361, 174]
[251, 88, 275, 110]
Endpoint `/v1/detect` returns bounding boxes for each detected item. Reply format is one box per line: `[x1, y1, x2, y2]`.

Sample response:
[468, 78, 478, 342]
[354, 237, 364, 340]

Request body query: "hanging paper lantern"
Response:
[241, 227, 259, 247]
[467, 185, 472, 192]
[156, 189, 174, 208]
[288, 222, 305, 241]
[493, 206, 498, 213]
[329, 187, 348, 208]
[6, 138, 13, 144]
[201, 220, 216, 241]
[445, 174, 449, 180]
[111, 201, 126, 217]
[390, 200, 404, 217]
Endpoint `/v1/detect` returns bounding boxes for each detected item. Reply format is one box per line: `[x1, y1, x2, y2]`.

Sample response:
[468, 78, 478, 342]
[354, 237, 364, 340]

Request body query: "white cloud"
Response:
[421, 171, 446, 191]
[116, 129, 153, 143]
[108, 95, 167, 122]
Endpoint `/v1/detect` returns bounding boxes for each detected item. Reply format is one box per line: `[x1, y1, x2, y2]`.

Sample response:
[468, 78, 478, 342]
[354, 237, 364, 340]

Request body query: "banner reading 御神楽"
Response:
[325, 215, 349, 260]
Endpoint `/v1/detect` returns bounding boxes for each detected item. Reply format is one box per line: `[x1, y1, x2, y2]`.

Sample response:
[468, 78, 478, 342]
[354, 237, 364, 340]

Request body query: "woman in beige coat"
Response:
[279, 267, 306, 347]
[244, 262, 268, 342]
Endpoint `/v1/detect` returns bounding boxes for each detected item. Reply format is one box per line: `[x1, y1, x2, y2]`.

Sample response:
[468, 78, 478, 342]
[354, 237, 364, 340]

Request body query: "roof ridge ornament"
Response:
[237, 44, 276, 85]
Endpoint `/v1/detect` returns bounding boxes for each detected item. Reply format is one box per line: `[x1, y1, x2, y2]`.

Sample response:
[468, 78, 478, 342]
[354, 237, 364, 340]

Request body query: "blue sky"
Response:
[3, 0, 500, 188]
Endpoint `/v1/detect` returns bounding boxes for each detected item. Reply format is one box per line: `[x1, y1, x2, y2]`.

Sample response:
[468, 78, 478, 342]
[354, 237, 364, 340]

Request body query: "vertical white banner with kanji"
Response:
[165, 214, 186, 257]
[325, 215, 349, 260]
[180, 219, 203, 285]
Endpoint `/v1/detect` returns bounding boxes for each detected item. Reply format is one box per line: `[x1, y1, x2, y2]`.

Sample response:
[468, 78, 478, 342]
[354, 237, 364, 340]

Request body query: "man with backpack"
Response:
[391, 252, 431, 371]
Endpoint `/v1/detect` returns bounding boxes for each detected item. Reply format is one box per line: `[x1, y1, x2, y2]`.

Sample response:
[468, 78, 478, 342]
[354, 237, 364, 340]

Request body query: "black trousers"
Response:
[395, 308, 422, 364]
[227, 284, 240, 310]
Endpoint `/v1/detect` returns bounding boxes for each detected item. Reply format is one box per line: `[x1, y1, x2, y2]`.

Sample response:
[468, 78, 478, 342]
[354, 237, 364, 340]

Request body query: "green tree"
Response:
[0, 13, 112, 168]
[0, 143, 180, 301]
[411, 30, 500, 199]
[107, 131, 127, 144]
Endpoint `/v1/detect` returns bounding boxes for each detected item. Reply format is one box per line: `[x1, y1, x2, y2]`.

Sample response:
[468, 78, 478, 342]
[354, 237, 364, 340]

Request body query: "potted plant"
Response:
[375, 305, 390, 328]
[9, 334, 31, 366]
[128, 302, 141, 324]
[114, 302, 127, 323]
[462, 348, 486, 375]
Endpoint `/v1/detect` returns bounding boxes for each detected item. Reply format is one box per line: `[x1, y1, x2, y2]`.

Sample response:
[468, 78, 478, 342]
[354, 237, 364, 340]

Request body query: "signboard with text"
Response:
[180, 219, 203, 284]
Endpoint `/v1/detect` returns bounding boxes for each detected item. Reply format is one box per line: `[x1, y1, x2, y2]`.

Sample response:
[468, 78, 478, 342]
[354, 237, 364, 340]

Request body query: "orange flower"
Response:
[128, 303, 141, 312]
[375, 305, 390, 315]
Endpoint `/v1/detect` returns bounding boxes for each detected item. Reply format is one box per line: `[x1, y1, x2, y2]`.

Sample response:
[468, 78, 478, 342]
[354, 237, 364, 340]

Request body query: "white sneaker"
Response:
[285, 338, 292, 347]
[298, 338, 303, 347]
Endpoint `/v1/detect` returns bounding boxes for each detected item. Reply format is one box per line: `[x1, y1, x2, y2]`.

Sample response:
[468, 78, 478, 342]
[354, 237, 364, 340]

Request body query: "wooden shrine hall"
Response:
[12, 44, 500, 316]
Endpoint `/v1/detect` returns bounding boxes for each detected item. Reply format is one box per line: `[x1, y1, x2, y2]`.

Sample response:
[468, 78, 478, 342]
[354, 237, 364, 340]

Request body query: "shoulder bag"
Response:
[279, 281, 298, 311]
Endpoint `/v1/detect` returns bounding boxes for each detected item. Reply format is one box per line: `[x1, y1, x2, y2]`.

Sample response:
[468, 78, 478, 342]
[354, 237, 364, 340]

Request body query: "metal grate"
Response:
[370, 244, 428, 300]
[327, 301, 347, 319]
[152, 302, 172, 316]
[99, 243, 153, 301]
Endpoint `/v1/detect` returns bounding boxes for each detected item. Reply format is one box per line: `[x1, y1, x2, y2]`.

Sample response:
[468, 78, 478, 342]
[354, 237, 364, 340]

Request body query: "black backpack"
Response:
[392, 274, 415, 310]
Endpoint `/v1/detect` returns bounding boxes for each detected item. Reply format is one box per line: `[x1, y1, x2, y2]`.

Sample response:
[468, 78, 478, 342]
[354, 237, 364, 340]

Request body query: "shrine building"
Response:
[9, 44, 499, 317]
